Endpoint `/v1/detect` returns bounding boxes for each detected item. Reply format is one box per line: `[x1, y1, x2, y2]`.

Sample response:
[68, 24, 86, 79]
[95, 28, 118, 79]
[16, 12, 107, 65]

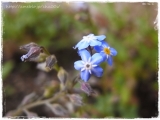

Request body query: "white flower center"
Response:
[84, 62, 92, 70]
[81, 57, 97, 74]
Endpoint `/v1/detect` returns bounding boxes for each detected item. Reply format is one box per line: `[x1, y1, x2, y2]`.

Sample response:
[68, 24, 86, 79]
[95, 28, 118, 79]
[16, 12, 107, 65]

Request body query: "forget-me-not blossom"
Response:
[74, 34, 106, 50]
[94, 41, 117, 66]
[74, 49, 103, 82]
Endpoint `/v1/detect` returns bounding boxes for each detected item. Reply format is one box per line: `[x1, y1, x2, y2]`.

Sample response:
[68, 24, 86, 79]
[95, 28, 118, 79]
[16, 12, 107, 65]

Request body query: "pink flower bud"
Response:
[21, 46, 42, 62]
[20, 42, 39, 52]
[67, 94, 83, 106]
[81, 82, 94, 96]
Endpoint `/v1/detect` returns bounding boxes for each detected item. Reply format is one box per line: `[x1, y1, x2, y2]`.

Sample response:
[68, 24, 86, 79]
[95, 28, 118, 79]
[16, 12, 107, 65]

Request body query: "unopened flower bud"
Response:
[57, 67, 68, 85]
[46, 103, 68, 117]
[20, 42, 39, 52]
[67, 94, 83, 106]
[45, 55, 57, 70]
[81, 82, 94, 96]
[21, 46, 43, 62]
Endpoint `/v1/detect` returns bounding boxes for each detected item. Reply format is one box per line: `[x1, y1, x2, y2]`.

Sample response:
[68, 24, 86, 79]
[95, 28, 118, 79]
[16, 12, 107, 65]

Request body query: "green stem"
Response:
[6, 92, 65, 116]
[53, 63, 60, 72]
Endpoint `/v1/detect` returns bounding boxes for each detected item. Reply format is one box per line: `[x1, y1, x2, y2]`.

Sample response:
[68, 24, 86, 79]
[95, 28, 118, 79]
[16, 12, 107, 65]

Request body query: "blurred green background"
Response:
[2, 2, 158, 118]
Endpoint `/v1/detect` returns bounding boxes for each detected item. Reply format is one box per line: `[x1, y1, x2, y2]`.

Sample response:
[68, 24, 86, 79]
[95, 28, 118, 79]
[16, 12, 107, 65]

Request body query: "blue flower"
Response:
[74, 34, 106, 50]
[74, 49, 104, 82]
[94, 41, 117, 66]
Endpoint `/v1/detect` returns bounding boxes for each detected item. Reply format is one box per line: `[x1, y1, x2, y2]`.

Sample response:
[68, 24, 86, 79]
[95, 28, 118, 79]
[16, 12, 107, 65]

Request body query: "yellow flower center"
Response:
[104, 48, 110, 55]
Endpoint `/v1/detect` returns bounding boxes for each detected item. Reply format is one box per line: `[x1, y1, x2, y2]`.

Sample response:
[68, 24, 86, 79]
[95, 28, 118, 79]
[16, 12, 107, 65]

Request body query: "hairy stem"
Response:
[6, 91, 65, 116]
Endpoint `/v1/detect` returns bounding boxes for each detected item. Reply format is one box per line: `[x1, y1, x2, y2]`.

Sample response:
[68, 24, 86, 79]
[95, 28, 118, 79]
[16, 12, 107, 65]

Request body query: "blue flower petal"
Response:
[74, 60, 83, 70]
[91, 66, 103, 77]
[107, 56, 113, 66]
[78, 49, 91, 62]
[74, 40, 89, 50]
[100, 52, 107, 61]
[88, 33, 94, 37]
[81, 70, 90, 82]
[110, 48, 117, 56]
[91, 53, 103, 65]
[90, 40, 102, 47]
[102, 41, 109, 47]
[95, 35, 106, 41]
[94, 46, 103, 52]
[74, 41, 82, 49]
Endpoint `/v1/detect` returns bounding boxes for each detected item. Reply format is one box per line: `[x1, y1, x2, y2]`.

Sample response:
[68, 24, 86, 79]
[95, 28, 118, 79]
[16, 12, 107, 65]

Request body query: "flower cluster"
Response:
[74, 34, 117, 82]
[17, 36, 116, 117]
